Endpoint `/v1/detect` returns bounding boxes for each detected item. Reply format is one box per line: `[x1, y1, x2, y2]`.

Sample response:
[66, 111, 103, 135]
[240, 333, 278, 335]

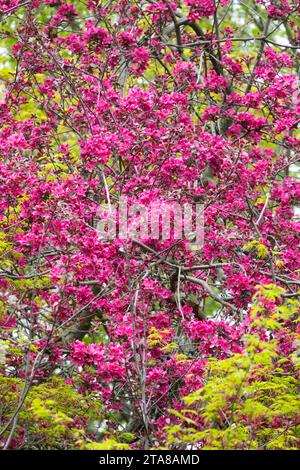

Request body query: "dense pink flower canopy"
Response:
[0, 0, 299, 450]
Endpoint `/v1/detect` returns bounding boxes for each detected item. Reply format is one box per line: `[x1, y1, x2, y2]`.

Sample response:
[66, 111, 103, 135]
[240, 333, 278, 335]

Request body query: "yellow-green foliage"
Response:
[166, 285, 300, 450]
[81, 438, 130, 450]
[242, 239, 269, 259]
[0, 377, 103, 449]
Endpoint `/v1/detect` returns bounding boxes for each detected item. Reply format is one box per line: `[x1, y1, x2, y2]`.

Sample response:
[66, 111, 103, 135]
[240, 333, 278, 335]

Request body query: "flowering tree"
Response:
[0, 0, 299, 450]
